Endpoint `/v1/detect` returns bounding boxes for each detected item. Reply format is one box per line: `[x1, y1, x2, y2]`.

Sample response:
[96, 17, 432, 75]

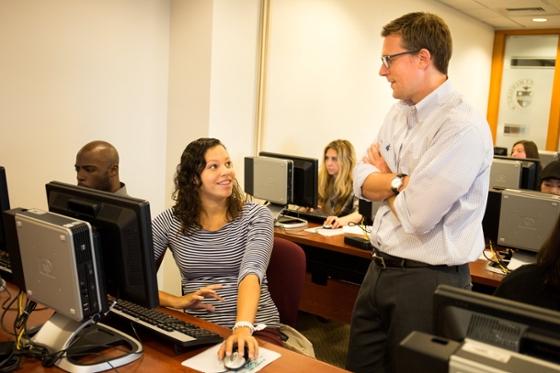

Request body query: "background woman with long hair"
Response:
[511, 139, 539, 159]
[318, 139, 362, 228]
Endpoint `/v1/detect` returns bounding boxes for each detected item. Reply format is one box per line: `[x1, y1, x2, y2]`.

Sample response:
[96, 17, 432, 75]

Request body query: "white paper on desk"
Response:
[181, 343, 281, 373]
[342, 225, 369, 236]
[303, 226, 344, 236]
[317, 228, 344, 237]
[508, 251, 536, 271]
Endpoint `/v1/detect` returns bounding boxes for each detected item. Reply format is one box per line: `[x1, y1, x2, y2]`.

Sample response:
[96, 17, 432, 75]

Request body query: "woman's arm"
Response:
[158, 285, 223, 311]
[324, 211, 363, 228]
[235, 274, 260, 325]
[219, 205, 273, 361]
[218, 274, 262, 360]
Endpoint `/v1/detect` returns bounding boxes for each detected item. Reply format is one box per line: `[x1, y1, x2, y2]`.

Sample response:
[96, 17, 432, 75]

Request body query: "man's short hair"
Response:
[381, 12, 452, 75]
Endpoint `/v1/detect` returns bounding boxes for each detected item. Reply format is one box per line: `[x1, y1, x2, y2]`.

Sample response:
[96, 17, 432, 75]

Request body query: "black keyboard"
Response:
[281, 208, 327, 224]
[110, 299, 223, 349]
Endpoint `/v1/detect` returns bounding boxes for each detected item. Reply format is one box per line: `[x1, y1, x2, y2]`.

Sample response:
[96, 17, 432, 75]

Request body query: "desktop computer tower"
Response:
[489, 158, 522, 189]
[244, 156, 293, 205]
[358, 198, 373, 226]
[498, 190, 560, 252]
[15, 209, 106, 321]
[538, 150, 558, 169]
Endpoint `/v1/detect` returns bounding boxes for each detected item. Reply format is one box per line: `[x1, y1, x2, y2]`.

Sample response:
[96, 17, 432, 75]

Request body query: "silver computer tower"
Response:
[489, 159, 523, 190]
[498, 190, 560, 252]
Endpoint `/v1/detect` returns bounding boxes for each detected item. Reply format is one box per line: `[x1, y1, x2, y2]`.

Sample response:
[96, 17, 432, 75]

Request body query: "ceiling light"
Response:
[532, 18, 548, 22]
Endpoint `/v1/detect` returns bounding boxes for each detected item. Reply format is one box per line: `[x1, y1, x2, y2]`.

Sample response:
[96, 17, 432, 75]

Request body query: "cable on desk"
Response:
[14, 293, 36, 350]
[348, 219, 371, 241]
[483, 241, 512, 275]
[0, 288, 18, 337]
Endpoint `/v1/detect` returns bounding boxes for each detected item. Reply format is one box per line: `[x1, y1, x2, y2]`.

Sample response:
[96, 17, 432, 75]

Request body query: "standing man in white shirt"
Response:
[346, 12, 493, 373]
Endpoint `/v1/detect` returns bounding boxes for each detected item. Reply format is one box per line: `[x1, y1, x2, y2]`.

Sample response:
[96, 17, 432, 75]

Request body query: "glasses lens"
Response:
[381, 56, 390, 69]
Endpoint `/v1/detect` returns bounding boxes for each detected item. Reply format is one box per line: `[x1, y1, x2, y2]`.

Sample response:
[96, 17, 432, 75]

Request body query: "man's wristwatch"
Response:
[390, 173, 407, 195]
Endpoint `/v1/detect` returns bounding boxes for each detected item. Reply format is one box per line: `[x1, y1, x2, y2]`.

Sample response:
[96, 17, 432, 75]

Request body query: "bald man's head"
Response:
[75, 141, 121, 192]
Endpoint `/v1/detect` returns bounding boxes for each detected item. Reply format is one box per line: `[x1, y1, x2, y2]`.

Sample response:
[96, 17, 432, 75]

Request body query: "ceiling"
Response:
[436, 0, 560, 29]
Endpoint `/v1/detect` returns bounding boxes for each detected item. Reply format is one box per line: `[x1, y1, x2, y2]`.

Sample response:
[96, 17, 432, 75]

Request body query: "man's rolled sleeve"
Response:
[353, 161, 378, 198]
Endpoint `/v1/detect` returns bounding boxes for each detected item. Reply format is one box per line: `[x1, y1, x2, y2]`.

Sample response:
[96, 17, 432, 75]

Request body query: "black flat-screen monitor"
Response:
[434, 284, 560, 364]
[46, 181, 159, 309]
[482, 188, 502, 245]
[491, 156, 540, 190]
[493, 146, 508, 156]
[259, 151, 318, 208]
[0, 167, 10, 249]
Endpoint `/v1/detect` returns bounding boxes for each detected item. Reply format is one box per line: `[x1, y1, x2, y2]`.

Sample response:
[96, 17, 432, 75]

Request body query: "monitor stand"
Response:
[32, 312, 142, 372]
[275, 214, 308, 229]
[266, 203, 307, 229]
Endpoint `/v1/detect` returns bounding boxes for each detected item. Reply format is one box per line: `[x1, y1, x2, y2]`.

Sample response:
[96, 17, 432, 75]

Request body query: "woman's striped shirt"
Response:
[152, 202, 280, 329]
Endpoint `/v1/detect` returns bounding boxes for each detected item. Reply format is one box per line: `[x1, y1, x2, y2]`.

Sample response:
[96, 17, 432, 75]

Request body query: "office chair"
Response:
[266, 237, 306, 327]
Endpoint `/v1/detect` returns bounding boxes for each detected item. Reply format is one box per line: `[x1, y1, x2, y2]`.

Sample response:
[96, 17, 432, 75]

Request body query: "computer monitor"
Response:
[434, 284, 560, 365]
[0, 166, 10, 249]
[13, 193, 147, 371]
[258, 151, 318, 208]
[481, 188, 502, 245]
[490, 156, 540, 190]
[46, 181, 159, 309]
[493, 146, 508, 156]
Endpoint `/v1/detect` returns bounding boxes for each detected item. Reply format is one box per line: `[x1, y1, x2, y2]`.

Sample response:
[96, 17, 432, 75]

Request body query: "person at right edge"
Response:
[346, 12, 493, 373]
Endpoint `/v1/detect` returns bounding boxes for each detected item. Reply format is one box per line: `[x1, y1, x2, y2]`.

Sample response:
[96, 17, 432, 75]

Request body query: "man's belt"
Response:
[371, 250, 450, 269]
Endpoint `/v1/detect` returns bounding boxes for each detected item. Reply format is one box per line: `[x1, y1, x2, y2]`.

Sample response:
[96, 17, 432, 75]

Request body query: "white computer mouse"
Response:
[223, 344, 248, 371]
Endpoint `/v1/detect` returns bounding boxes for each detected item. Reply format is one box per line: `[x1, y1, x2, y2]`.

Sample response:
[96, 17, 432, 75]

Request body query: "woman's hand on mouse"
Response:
[324, 215, 345, 229]
[218, 326, 259, 361]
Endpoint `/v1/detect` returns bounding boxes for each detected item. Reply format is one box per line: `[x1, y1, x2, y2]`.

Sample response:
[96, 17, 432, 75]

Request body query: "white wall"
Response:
[0, 0, 169, 214]
[0, 0, 494, 295]
[158, 0, 263, 294]
[262, 0, 495, 159]
[208, 0, 262, 184]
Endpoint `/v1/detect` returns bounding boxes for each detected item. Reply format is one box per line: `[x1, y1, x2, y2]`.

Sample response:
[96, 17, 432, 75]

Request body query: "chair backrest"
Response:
[266, 237, 306, 327]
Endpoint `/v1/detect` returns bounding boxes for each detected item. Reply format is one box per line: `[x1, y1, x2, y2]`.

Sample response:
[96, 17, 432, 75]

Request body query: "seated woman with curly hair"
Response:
[152, 138, 281, 361]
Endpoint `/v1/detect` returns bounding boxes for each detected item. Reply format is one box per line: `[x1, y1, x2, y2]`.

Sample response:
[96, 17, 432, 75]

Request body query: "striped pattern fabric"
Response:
[152, 202, 280, 328]
[354, 81, 494, 265]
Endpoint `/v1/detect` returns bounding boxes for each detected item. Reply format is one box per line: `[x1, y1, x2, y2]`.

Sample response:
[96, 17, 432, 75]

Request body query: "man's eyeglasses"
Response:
[380, 50, 419, 69]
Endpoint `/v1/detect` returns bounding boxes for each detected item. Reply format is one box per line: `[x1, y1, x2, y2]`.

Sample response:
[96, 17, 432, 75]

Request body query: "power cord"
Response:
[484, 241, 512, 275]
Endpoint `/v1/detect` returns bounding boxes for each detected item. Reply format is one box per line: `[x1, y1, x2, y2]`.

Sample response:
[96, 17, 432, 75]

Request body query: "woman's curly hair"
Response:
[172, 138, 244, 235]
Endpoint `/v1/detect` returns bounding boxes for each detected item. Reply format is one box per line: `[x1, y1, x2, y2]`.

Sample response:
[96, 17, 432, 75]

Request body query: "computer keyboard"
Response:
[281, 208, 327, 224]
[109, 299, 223, 349]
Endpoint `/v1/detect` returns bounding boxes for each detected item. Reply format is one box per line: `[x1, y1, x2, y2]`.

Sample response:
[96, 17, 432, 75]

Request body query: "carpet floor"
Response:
[296, 311, 350, 368]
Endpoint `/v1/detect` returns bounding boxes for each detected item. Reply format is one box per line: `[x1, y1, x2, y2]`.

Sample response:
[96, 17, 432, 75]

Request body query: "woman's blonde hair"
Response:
[318, 140, 356, 215]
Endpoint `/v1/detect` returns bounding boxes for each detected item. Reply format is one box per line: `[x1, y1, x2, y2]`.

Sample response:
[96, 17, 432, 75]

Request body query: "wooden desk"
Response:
[0, 285, 347, 372]
[275, 226, 505, 323]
